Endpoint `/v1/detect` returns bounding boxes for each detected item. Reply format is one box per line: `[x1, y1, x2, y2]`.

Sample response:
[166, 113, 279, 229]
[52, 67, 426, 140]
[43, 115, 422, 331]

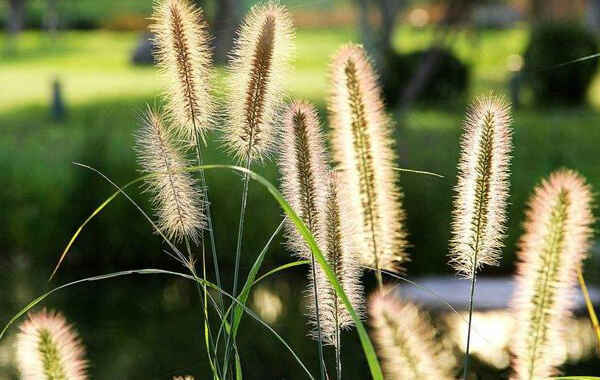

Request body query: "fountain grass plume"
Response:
[450, 94, 512, 278]
[279, 100, 328, 259]
[328, 43, 408, 275]
[224, 2, 294, 164]
[312, 170, 364, 346]
[150, 0, 213, 145]
[16, 309, 88, 380]
[369, 290, 454, 380]
[511, 169, 594, 380]
[134, 106, 205, 244]
[277, 100, 329, 379]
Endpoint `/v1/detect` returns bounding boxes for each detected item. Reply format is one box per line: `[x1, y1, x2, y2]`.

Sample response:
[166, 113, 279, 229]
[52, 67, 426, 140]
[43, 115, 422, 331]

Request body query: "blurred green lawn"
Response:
[2, 25, 600, 277]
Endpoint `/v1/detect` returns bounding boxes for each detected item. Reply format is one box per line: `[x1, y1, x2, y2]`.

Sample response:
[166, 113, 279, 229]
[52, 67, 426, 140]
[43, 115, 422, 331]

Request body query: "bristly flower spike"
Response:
[135, 106, 205, 244]
[369, 290, 454, 380]
[279, 100, 328, 259]
[450, 94, 512, 278]
[151, 0, 213, 145]
[313, 171, 364, 346]
[224, 2, 294, 164]
[278, 100, 329, 376]
[16, 309, 88, 380]
[329, 43, 408, 276]
[511, 170, 594, 380]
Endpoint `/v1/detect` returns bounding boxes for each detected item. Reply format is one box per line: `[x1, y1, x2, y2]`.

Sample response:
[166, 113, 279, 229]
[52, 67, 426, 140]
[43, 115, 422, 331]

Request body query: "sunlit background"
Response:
[1, 0, 600, 378]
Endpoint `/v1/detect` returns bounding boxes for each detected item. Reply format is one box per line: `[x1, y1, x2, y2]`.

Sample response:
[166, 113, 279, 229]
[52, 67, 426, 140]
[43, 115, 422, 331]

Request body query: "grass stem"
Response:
[462, 266, 477, 380]
[223, 154, 251, 379]
[334, 298, 342, 380]
[310, 253, 327, 380]
[577, 267, 600, 357]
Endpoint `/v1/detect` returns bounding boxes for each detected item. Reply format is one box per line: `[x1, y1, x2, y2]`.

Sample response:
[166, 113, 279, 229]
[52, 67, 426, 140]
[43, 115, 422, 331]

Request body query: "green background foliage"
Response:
[1, 6, 600, 378]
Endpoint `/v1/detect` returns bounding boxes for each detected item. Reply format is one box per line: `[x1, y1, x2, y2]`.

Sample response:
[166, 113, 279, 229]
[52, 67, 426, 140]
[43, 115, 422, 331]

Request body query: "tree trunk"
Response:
[7, 0, 26, 35]
[212, 0, 241, 64]
[354, 0, 403, 71]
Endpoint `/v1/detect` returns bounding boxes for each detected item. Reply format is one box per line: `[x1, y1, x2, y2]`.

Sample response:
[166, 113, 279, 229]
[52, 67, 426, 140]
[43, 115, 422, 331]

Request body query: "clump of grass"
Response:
[16, 309, 88, 380]
[510, 169, 594, 380]
[134, 106, 205, 246]
[222, 3, 295, 377]
[369, 289, 454, 380]
[150, 0, 214, 146]
[328, 43, 408, 284]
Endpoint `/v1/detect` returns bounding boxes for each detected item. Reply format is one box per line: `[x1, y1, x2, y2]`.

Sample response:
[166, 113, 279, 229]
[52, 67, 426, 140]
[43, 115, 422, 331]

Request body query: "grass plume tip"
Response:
[16, 309, 88, 380]
[511, 169, 594, 380]
[224, 1, 294, 164]
[135, 106, 205, 243]
[369, 290, 454, 380]
[329, 43, 408, 272]
[450, 94, 512, 278]
[150, 0, 213, 145]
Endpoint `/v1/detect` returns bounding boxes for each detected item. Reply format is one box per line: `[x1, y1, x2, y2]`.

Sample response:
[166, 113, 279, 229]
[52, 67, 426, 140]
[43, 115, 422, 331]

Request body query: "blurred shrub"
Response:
[382, 48, 469, 108]
[103, 14, 151, 31]
[524, 22, 599, 105]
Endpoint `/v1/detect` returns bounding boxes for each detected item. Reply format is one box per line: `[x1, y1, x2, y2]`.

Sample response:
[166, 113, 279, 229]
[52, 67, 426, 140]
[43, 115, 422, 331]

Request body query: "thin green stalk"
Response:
[1, 268, 315, 380]
[185, 237, 220, 379]
[577, 268, 600, 357]
[334, 298, 341, 380]
[223, 154, 251, 380]
[191, 123, 224, 312]
[462, 266, 477, 380]
[58, 163, 383, 379]
[310, 253, 327, 380]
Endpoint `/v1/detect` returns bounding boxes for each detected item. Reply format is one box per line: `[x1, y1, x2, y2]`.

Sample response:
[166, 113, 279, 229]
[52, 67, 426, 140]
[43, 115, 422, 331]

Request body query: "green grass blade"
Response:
[52, 163, 381, 378]
[1, 268, 314, 379]
[49, 175, 145, 280]
[209, 165, 383, 379]
[232, 219, 285, 335]
[235, 350, 243, 380]
[392, 167, 445, 178]
[254, 260, 309, 284]
[214, 258, 309, 356]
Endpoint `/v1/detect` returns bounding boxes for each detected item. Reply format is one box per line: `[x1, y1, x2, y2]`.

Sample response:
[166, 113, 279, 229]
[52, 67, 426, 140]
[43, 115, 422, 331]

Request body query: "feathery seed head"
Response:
[135, 107, 205, 243]
[307, 171, 365, 345]
[369, 290, 454, 380]
[151, 0, 213, 145]
[279, 100, 328, 259]
[224, 2, 294, 163]
[329, 43, 408, 272]
[450, 94, 512, 278]
[173, 377, 194, 380]
[511, 169, 594, 380]
[16, 309, 87, 380]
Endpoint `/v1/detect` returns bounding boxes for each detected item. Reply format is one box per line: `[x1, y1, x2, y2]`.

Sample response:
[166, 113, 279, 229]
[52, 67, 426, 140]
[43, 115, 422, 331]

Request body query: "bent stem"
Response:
[55, 163, 384, 379]
[577, 267, 600, 356]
